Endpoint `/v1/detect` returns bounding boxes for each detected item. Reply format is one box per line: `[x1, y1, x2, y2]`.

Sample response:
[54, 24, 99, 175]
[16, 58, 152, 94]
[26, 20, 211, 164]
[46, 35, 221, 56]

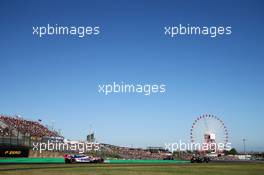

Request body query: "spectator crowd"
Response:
[102, 144, 171, 160]
[0, 115, 59, 138]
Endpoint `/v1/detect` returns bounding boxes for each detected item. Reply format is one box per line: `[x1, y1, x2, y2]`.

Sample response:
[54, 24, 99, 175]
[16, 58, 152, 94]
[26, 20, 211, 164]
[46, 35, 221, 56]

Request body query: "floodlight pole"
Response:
[242, 138, 246, 155]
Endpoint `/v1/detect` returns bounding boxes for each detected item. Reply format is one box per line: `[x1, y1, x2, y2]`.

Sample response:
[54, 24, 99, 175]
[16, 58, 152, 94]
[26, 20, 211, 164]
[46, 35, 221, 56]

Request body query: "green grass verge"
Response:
[0, 163, 263, 175]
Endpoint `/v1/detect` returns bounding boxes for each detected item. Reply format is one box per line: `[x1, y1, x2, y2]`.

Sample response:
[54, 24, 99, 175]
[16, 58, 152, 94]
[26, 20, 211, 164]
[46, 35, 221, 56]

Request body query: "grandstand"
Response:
[101, 144, 172, 160]
[0, 115, 173, 159]
[0, 115, 63, 148]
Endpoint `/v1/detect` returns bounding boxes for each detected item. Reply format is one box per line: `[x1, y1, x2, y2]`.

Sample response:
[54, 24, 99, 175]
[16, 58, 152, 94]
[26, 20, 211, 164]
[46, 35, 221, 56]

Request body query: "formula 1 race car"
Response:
[190, 155, 210, 163]
[64, 154, 104, 163]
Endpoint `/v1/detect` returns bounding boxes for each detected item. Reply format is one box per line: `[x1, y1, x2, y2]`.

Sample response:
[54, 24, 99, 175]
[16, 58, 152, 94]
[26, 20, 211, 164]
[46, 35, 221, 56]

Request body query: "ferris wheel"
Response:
[190, 114, 228, 152]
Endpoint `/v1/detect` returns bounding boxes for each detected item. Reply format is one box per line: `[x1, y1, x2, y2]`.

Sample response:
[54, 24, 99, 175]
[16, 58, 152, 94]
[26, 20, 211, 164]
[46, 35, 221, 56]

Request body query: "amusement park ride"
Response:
[190, 114, 229, 157]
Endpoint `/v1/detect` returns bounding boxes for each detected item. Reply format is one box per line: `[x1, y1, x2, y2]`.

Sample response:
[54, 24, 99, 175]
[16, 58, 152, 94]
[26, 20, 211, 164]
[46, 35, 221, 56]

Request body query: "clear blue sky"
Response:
[0, 0, 263, 151]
